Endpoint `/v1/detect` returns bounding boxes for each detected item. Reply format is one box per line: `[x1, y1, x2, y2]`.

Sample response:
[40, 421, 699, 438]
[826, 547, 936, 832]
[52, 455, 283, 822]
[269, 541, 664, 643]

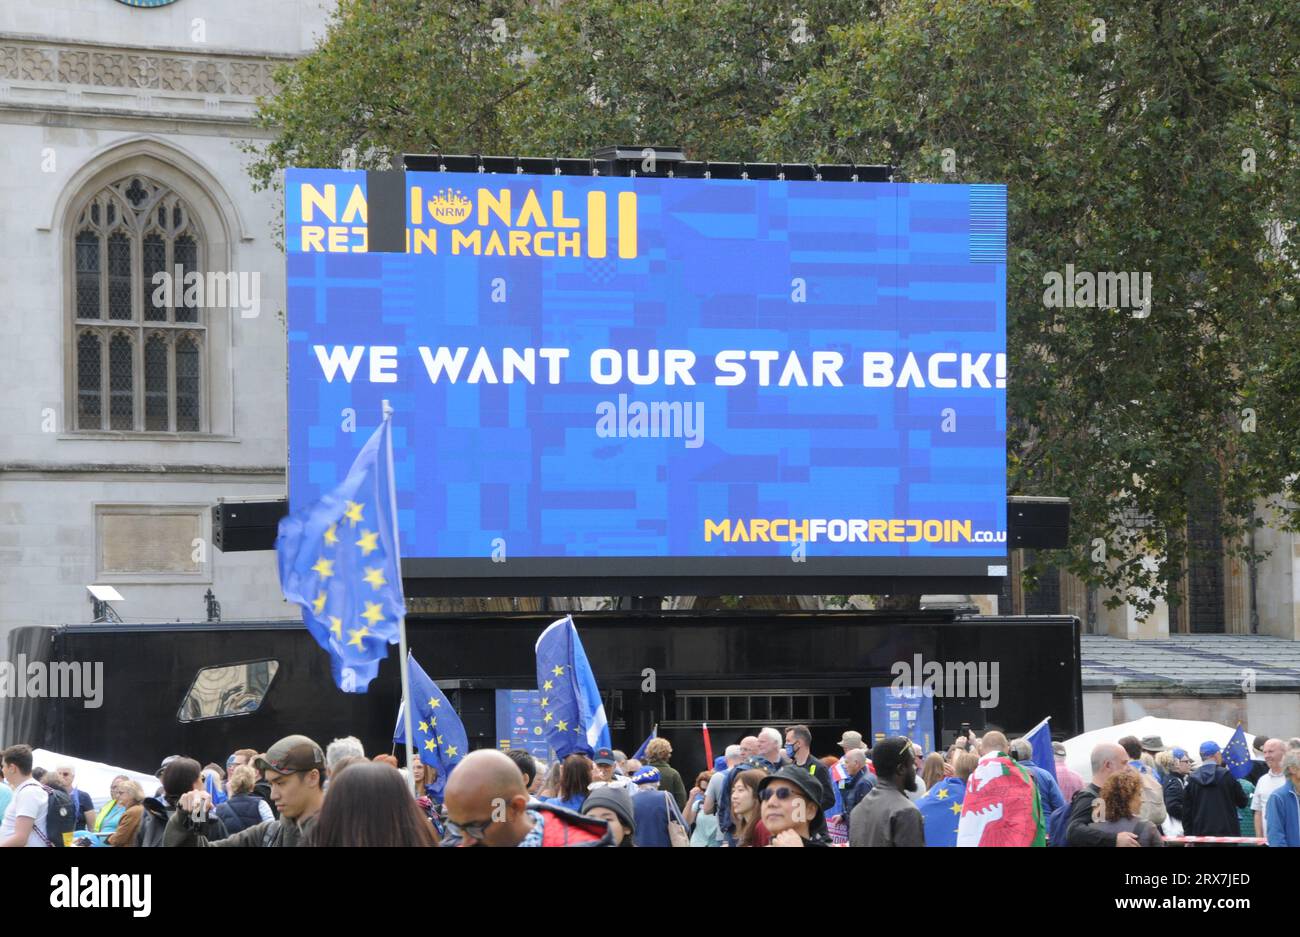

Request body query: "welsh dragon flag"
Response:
[956, 751, 1046, 847]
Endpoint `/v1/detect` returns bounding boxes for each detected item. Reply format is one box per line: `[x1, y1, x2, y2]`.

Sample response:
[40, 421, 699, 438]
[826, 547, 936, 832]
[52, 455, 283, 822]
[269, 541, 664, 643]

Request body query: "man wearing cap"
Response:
[759, 765, 833, 846]
[1052, 741, 1084, 803]
[167, 735, 326, 847]
[1182, 741, 1248, 838]
[592, 747, 618, 784]
[849, 737, 925, 847]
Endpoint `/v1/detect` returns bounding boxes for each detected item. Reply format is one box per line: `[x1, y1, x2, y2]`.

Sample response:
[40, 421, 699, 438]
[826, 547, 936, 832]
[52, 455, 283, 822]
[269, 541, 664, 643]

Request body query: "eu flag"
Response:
[632, 726, 658, 761]
[276, 411, 405, 693]
[393, 653, 467, 802]
[535, 616, 611, 759]
[918, 776, 966, 847]
[1223, 724, 1252, 779]
[1025, 716, 1058, 785]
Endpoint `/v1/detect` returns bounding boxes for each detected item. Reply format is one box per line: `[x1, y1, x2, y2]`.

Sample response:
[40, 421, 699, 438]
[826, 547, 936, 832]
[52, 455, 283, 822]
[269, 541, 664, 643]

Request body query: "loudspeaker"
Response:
[1007, 496, 1070, 549]
[446, 688, 495, 740]
[212, 500, 287, 552]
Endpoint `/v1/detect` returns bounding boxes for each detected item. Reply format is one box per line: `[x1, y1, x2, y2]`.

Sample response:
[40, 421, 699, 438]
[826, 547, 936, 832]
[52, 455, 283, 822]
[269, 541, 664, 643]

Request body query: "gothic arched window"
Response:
[72, 175, 205, 432]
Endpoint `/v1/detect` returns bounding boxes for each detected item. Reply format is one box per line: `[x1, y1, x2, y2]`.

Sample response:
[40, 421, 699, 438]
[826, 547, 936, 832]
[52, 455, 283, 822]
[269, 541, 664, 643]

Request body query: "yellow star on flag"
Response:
[936, 788, 948, 800]
[324, 523, 340, 546]
[445, 745, 458, 758]
[539, 697, 548, 708]
[428, 697, 440, 708]
[430, 717, 437, 728]
[362, 566, 387, 590]
[556, 720, 568, 732]
[544, 712, 553, 723]
[312, 591, 327, 614]
[343, 501, 364, 527]
[552, 665, 565, 677]
[436, 735, 444, 745]
[950, 802, 962, 815]
[328, 616, 342, 640]
[347, 626, 369, 648]
[311, 557, 334, 579]
[424, 738, 436, 752]
[418, 720, 428, 733]
[542, 680, 553, 691]
[361, 601, 384, 625]
[355, 529, 379, 556]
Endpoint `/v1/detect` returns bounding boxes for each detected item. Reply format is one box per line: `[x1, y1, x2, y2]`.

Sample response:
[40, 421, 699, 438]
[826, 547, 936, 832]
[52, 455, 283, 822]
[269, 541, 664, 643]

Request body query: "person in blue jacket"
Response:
[1265, 751, 1300, 847]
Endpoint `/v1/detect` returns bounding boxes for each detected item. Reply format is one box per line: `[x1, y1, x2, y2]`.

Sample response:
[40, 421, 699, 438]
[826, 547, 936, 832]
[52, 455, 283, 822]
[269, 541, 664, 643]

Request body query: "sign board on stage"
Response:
[494, 688, 551, 763]
[871, 686, 936, 753]
[284, 169, 1007, 592]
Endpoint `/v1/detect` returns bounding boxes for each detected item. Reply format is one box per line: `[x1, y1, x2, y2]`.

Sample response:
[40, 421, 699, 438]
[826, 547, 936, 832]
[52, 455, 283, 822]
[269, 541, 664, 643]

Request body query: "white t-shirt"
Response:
[1252, 770, 1287, 828]
[1, 779, 49, 847]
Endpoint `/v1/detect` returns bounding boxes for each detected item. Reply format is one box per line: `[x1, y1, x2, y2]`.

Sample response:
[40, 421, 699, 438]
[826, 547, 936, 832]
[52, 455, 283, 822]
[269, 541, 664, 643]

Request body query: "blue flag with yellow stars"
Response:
[393, 653, 466, 802]
[535, 616, 611, 759]
[276, 411, 405, 693]
[917, 776, 966, 847]
[1223, 724, 1252, 779]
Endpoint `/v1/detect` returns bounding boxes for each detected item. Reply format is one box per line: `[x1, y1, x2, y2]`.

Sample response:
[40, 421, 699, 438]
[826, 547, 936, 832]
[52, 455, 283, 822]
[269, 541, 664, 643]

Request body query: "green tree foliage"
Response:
[246, 0, 1299, 615]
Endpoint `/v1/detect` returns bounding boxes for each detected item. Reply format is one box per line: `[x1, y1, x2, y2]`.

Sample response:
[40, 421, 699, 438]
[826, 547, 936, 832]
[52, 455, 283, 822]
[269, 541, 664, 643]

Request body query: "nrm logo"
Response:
[426, 188, 472, 224]
[297, 182, 638, 258]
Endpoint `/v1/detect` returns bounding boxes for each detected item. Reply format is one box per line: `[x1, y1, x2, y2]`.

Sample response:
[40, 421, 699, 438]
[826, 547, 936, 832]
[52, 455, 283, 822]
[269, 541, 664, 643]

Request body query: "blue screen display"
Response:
[285, 169, 1007, 580]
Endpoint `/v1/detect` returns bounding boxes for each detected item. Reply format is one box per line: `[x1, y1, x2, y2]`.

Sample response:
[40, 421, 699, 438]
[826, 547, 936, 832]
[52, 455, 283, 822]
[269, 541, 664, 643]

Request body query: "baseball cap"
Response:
[1172, 747, 1189, 760]
[594, 747, 616, 766]
[255, 735, 325, 776]
[632, 766, 661, 785]
[1199, 741, 1221, 759]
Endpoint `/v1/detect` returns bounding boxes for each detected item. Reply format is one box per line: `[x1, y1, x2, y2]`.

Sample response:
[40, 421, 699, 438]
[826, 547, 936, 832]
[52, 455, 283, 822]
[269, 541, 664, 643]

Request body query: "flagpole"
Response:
[384, 398, 418, 797]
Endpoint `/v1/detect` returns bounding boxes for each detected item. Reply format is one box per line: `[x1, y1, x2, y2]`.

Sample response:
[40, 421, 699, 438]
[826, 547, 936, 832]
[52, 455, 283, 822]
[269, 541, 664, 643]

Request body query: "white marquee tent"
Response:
[32, 749, 159, 810]
[1061, 715, 1243, 781]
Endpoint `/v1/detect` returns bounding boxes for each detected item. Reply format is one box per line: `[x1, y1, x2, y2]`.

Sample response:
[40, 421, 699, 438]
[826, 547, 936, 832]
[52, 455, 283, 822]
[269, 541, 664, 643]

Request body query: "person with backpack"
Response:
[1, 744, 63, 847]
[54, 765, 96, 831]
[1183, 741, 1249, 837]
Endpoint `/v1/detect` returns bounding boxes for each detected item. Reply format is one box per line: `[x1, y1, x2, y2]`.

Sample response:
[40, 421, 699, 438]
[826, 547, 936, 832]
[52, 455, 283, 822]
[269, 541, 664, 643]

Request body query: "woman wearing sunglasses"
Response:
[756, 766, 833, 847]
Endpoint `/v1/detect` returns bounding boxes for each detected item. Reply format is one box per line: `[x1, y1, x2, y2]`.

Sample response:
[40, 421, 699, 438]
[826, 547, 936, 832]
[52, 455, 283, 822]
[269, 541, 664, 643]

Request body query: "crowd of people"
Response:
[2, 725, 1298, 847]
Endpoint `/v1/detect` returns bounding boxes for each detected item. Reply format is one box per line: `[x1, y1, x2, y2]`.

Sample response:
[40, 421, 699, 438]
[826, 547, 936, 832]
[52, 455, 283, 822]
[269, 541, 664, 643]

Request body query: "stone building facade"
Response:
[0, 0, 334, 649]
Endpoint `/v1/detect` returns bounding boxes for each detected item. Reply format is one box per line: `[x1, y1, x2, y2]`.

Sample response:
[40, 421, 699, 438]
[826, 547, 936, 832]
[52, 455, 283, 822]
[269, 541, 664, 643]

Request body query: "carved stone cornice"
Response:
[0, 32, 297, 114]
